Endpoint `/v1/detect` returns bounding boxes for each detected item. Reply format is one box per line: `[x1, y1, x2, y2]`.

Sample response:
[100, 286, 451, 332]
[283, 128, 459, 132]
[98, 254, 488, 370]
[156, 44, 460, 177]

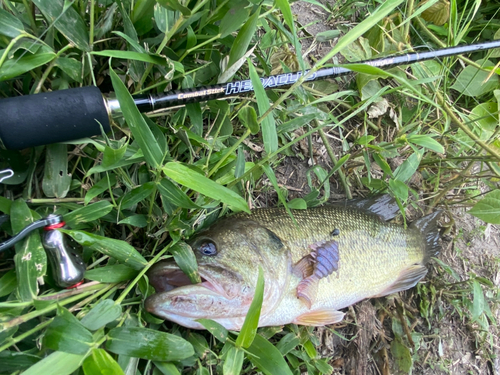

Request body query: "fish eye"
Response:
[198, 240, 217, 256]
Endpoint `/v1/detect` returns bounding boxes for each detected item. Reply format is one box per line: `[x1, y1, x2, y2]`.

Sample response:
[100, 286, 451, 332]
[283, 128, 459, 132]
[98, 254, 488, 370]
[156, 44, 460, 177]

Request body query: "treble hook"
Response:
[0, 169, 14, 183]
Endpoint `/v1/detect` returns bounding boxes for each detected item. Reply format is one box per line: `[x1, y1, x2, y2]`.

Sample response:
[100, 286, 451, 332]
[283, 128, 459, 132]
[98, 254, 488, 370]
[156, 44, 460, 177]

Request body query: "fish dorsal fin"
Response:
[374, 264, 427, 298]
[345, 194, 399, 221]
[293, 308, 345, 326]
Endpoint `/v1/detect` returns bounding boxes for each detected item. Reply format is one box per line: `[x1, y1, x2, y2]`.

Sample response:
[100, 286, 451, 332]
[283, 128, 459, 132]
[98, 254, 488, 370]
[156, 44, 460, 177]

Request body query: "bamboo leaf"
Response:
[81, 299, 122, 331]
[0, 52, 55, 81]
[469, 190, 500, 224]
[228, 7, 260, 68]
[61, 229, 147, 270]
[0, 8, 25, 38]
[235, 266, 264, 349]
[197, 319, 228, 343]
[223, 345, 244, 375]
[169, 242, 201, 284]
[42, 144, 72, 198]
[163, 162, 250, 213]
[246, 334, 294, 375]
[106, 327, 194, 361]
[83, 348, 125, 375]
[92, 50, 171, 65]
[120, 182, 156, 210]
[64, 201, 114, 227]
[85, 264, 139, 283]
[32, 0, 90, 51]
[22, 351, 85, 375]
[11, 200, 46, 301]
[157, 178, 203, 209]
[248, 60, 278, 154]
[43, 307, 93, 355]
[110, 67, 164, 169]
[238, 106, 260, 135]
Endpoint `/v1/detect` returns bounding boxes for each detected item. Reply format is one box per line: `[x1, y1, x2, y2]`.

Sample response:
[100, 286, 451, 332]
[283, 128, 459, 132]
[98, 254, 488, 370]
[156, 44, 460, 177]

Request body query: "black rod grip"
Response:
[0, 86, 110, 150]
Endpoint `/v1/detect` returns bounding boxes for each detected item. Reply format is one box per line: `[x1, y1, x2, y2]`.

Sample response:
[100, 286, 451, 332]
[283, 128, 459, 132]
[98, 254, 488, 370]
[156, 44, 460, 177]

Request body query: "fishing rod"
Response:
[1, 40, 500, 150]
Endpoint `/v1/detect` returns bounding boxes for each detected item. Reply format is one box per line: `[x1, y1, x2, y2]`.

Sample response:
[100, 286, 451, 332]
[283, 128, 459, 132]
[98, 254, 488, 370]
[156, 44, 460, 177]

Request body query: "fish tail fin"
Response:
[410, 210, 442, 263]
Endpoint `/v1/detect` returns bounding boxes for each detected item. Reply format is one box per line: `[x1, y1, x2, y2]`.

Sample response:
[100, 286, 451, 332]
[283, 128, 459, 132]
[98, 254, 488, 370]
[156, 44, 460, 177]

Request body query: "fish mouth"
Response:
[144, 260, 249, 325]
[146, 261, 229, 298]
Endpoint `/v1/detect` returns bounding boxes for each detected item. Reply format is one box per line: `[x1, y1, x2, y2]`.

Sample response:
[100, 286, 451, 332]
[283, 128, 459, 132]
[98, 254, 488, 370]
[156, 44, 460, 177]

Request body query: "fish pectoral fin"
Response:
[292, 256, 314, 278]
[374, 264, 428, 298]
[293, 308, 345, 326]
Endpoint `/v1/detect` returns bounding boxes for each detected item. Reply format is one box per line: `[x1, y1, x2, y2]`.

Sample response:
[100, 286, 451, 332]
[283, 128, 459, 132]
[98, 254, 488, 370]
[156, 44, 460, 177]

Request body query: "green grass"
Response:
[1, 0, 500, 374]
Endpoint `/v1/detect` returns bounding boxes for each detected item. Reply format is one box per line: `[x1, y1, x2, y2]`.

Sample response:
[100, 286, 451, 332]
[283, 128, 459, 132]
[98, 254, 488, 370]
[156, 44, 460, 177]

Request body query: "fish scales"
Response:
[231, 206, 426, 326]
[145, 199, 441, 330]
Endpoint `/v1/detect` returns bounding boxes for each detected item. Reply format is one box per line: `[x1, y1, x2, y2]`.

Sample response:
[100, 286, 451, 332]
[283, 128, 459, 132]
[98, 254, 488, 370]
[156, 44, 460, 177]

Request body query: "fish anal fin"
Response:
[374, 264, 428, 298]
[293, 308, 345, 326]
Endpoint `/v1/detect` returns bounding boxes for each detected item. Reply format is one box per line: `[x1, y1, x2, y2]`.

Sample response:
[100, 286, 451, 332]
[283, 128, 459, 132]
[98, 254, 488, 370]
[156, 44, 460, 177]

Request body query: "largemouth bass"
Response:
[145, 196, 441, 330]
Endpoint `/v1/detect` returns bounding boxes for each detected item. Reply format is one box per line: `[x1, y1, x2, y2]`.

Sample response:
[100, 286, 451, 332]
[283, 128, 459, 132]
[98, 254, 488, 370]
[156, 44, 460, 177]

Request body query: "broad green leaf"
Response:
[0, 52, 55, 82]
[157, 178, 203, 209]
[389, 178, 409, 202]
[469, 190, 500, 224]
[393, 149, 423, 183]
[154, 362, 181, 375]
[0, 8, 25, 38]
[219, 3, 249, 38]
[43, 307, 93, 355]
[32, 0, 90, 51]
[275, 0, 304, 68]
[156, 0, 191, 15]
[85, 174, 117, 205]
[22, 351, 85, 375]
[468, 102, 499, 141]
[0, 269, 17, 297]
[471, 279, 485, 322]
[248, 60, 278, 154]
[372, 153, 393, 176]
[11, 200, 46, 301]
[163, 162, 250, 213]
[0, 351, 40, 373]
[228, 7, 260, 68]
[276, 332, 300, 355]
[85, 264, 139, 283]
[235, 266, 264, 349]
[120, 182, 156, 210]
[169, 242, 201, 284]
[118, 214, 148, 227]
[287, 198, 307, 210]
[92, 50, 170, 65]
[223, 345, 244, 375]
[0, 196, 12, 214]
[234, 147, 245, 179]
[110, 67, 164, 169]
[316, 29, 341, 42]
[247, 334, 294, 375]
[390, 337, 412, 373]
[407, 135, 445, 154]
[106, 327, 194, 361]
[64, 201, 114, 227]
[42, 144, 72, 198]
[55, 57, 82, 83]
[81, 299, 122, 331]
[61, 229, 147, 270]
[238, 106, 260, 135]
[277, 114, 316, 134]
[102, 142, 128, 169]
[450, 59, 499, 97]
[316, 0, 405, 67]
[197, 319, 228, 343]
[83, 348, 125, 375]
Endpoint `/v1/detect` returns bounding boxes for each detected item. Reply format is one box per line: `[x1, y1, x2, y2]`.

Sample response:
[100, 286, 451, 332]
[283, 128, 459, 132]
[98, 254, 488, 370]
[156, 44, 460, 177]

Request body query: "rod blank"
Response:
[2, 40, 500, 150]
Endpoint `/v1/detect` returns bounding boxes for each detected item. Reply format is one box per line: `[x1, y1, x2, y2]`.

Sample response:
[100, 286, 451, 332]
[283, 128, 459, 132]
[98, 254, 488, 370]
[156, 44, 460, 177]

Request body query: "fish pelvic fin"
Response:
[373, 264, 427, 298]
[296, 276, 319, 309]
[293, 308, 345, 326]
[410, 210, 442, 262]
